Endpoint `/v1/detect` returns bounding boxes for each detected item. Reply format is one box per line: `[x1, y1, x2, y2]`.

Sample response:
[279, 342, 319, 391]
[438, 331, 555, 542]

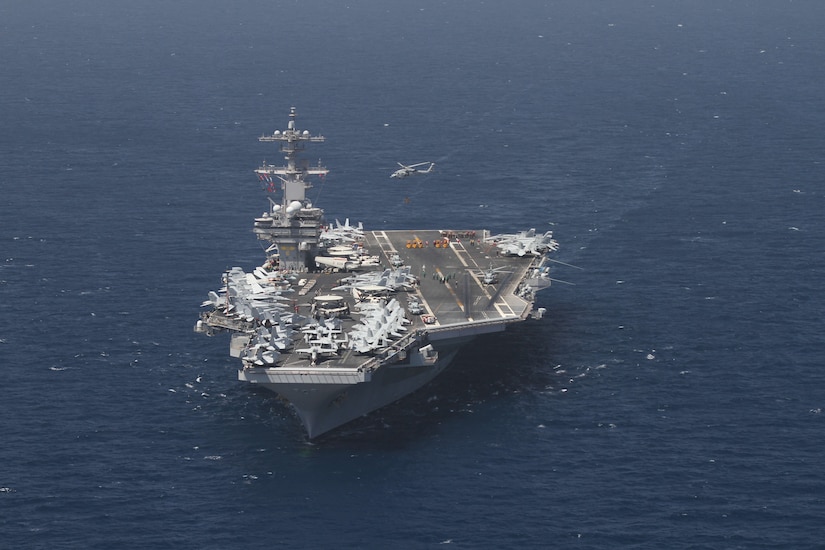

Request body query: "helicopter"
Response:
[390, 161, 435, 179]
[470, 264, 513, 285]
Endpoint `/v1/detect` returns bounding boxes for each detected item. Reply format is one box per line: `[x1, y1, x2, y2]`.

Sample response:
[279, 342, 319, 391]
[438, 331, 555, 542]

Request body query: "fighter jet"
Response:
[485, 229, 559, 257]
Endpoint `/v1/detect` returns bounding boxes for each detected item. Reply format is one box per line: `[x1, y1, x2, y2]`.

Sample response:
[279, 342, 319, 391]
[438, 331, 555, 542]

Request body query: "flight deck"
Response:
[364, 229, 535, 328]
[217, 227, 546, 375]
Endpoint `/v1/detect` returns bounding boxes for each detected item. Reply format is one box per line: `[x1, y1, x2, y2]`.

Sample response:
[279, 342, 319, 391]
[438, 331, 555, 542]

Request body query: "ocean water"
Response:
[2, 1, 824, 548]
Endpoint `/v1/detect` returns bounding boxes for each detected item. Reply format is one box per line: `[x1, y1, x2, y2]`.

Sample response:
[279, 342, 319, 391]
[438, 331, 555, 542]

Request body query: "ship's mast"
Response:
[252, 108, 328, 271]
[255, 107, 328, 207]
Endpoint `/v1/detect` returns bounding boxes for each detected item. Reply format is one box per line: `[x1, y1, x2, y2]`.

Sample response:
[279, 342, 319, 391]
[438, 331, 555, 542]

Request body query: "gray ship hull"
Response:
[237, 321, 511, 438]
[248, 347, 462, 438]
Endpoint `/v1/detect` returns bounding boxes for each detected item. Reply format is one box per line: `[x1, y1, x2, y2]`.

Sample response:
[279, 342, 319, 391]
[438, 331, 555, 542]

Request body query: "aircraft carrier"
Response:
[195, 108, 560, 438]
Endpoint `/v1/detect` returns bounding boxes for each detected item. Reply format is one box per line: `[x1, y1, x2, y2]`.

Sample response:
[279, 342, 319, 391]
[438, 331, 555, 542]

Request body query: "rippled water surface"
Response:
[2, 1, 824, 548]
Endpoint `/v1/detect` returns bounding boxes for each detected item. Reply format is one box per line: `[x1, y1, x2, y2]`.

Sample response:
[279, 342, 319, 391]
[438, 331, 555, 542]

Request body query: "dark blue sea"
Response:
[2, 1, 824, 548]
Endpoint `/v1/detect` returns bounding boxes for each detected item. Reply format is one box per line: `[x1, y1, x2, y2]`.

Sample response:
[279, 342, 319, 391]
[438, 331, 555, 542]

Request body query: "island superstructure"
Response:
[195, 108, 559, 438]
